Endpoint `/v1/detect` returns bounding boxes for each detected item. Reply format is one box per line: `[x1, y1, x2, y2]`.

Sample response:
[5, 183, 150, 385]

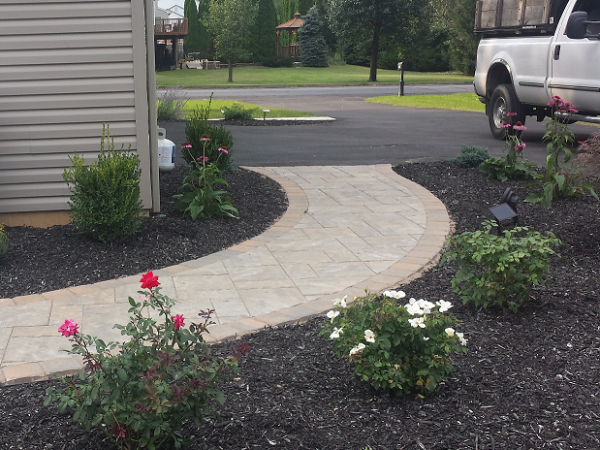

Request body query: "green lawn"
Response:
[182, 100, 317, 119]
[365, 92, 485, 113]
[156, 65, 473, 87]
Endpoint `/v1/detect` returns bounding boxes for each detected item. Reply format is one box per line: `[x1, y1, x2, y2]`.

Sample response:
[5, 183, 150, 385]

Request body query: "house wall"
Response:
[0, 0, 157, 227]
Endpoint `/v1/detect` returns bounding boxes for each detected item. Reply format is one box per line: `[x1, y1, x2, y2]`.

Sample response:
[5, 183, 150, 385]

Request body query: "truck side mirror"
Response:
[566, 11, 588, 39]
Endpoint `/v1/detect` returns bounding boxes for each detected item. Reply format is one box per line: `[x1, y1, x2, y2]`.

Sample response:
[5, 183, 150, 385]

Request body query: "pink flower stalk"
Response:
[181, 142, 192, 150]
[512, 121, 527, 131]
[218, 146, 229, 154]
[173, 314, 185, 330]
[515, 143, 526, 152]
[140, 271, 160, 290]
[59, 319, 79, 337]
[200, 134, 211, 142]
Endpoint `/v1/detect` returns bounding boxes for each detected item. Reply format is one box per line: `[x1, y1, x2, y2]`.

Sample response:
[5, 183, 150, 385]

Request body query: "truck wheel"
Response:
[489, 84, 525, 140]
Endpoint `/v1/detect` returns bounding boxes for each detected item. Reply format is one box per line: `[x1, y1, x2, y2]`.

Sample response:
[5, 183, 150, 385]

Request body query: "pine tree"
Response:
[249, 0, 278, 62]
[298, 0, 314, 15]
[184, 0, 205, 55]
[298, 6, 328, 67]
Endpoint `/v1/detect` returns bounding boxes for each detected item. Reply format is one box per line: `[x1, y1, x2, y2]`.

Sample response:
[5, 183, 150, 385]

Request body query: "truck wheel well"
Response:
[487, 64, 512, 98]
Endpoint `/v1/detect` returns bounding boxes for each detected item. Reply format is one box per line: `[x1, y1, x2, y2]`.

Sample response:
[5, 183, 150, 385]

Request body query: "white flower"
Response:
[423, 337, 430, 341]
[445, 327, 455, 337]
[364, 329, 376, 343]
[436, 300, 453, 313]
[330, 327, 343, 339]
[326, 310, 340, 322]
[418, 300, 436, 314]
[349, 343, 366, 356]
[383, 290, 406, 300]
[409, 317, 426, 328]
[456, 332, 467, 346]
[333, 295, 347, 308]
[405, 302, 424, 316]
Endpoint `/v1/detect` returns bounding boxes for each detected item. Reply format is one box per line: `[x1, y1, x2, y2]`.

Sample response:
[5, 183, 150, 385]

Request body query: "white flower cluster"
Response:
[383, 290, 406, 300]
[405, 298, 437, 316]
[349, 343, 365, 356]
[332, 295, 347, 308]
[445, 328, 467, 346]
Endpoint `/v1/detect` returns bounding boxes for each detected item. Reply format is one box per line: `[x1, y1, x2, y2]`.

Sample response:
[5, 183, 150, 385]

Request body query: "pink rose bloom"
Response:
[59, 319, 79, 337]
[173, 314, 185, 330]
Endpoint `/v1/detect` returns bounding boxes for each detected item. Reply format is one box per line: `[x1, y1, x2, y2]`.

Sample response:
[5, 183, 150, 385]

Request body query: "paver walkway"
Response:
[0, 165, 450, 385]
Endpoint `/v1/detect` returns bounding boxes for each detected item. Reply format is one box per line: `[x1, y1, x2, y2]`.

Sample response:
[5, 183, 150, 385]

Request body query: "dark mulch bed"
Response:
[0, 167, 288, 299]
[2, 162, 600, 449]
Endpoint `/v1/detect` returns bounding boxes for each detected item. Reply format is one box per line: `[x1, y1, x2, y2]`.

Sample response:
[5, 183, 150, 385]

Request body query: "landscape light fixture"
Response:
[397, 61, 405, 97]
[489, 187, 519, 234]
[262, 109, 270, 120]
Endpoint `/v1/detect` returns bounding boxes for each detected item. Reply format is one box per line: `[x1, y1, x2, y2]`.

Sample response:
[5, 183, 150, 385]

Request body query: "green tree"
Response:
[298, 6, 328, 66]
[329, 0, 425, 82]
[249, 0, 278, 62]
[448, 0, 479, 75]
[184, 0, 203, 53]
[205, 0, 258, 82]
[298, 0, 314, 14]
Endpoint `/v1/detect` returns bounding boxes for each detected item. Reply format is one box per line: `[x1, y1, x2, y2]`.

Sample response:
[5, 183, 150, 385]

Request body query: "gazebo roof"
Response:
[276, 12, 304, 31]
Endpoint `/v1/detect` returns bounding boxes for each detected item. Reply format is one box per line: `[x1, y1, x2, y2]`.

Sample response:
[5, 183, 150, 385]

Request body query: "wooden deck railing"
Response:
[277, 44, 301, 58]
[154, 19, 188, 36]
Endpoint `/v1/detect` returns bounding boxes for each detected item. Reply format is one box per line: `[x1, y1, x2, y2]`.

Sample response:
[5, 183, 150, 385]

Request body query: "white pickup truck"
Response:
[473, 0, 600, 139]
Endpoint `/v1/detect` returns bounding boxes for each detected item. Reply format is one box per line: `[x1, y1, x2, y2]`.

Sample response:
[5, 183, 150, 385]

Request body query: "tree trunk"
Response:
[369, 27, 381, 82]
[228, 57, 233, 82]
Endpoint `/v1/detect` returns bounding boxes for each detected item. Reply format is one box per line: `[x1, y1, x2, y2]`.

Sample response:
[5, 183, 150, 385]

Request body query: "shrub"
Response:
[0, 224, 8, 258]
[479, 117, 536, 181]
[184, 97, 233, 172]
[298, 6, 329, 67]
[440, 221, 561, 313]
[222, 104, 256, 121]
[261, 55, 294, 67]
[449, 145, 490, 168]
[45, 272, 244, 450]
[525, 97, 598, 207]
[156, 86, 188, 121]
[320, 290, 467, 396]
[63, 124, 143, 245]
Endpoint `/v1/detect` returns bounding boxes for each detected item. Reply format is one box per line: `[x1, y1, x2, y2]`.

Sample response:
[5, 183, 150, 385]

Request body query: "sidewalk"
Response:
[0, 165, 450, 385]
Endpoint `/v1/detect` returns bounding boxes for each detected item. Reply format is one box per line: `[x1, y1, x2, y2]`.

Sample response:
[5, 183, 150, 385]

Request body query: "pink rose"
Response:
[59, 319, 79, 337]
[172, 314, 185, 330]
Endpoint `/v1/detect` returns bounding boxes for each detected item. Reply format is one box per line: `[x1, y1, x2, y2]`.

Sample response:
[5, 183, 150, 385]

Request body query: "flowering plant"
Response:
[0, 223, 8, 258]
[479, 115, 536, 181]
[174, 141, 238, 220]
[441, 221, 561, 313]
[525, 96, 598, 207]
[320, 291, 467, 396]
[45, 272, 244, 450]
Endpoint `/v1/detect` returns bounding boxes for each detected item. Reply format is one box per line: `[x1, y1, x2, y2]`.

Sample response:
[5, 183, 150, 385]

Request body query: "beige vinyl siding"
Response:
[0, 0, 154, 215]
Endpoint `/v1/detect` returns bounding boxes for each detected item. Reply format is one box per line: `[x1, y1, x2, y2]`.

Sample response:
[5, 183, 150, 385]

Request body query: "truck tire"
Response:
[488, 84, 525, 140]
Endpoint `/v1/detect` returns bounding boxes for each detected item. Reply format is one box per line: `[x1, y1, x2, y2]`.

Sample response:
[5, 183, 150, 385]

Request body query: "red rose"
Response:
[140, 271, 160, 290]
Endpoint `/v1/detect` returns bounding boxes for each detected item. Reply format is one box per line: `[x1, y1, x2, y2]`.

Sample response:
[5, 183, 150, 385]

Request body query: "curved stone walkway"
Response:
[0, 165, 449, 385]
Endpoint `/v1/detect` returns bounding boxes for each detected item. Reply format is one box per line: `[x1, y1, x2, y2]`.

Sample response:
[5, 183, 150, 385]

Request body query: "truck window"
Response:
[573, 0, 600, 34]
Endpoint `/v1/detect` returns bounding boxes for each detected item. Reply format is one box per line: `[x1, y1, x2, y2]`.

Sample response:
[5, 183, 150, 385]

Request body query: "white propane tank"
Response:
[157, 127, 175, 172]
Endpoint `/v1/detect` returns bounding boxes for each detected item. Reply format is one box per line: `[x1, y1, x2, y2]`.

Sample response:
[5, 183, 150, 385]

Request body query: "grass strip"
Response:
[365, 93, 485, 113]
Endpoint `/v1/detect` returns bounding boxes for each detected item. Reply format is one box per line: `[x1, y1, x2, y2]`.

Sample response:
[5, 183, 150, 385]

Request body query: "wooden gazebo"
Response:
[276, 12, 304, 58]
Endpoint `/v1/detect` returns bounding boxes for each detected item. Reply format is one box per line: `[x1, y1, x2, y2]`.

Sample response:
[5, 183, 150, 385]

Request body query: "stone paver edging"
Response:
[0, 165, 449, 385]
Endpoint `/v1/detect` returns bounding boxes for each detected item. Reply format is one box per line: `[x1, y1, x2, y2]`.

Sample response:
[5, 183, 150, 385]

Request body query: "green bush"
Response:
[156, 86, 188, 121]
[440, 221, 561, 313]
[184, 98, 233, 172]
[449, 145, 490, 168]
[320, 290, 467, 396]
[63, 124, 143, 245]
[298, 6, 329, 67]
[261, 56, 294, 67]
[0, 224, 8, 258]
[222, 104, 256, 121]
[46, 272, 243, 450]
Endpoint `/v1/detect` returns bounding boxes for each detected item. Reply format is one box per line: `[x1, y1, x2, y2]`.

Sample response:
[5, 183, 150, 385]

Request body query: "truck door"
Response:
[550, 0, 600, 113]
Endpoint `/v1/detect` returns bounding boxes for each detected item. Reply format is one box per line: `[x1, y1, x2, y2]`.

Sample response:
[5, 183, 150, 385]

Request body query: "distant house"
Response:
[165, 5, 184, 18]
[0, 0, 159, 228]
[154, 1, 187, 69]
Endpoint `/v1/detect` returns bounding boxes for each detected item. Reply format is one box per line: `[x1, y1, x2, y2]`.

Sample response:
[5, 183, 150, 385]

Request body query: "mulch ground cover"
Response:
[1, 162, 599, 450]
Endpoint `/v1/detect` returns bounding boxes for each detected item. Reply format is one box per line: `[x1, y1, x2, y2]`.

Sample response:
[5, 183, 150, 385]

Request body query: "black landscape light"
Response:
[489, 188, 519, 234]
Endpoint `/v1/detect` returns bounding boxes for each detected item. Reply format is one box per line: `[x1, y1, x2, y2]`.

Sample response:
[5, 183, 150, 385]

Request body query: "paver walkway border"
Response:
[0, 165, 450, 385]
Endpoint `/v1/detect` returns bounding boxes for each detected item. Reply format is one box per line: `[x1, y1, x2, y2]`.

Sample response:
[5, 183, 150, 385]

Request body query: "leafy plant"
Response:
[45, 272, 245, 450]
[260, 55, 294, 67]
[0, 224, 8, 258]
[479, 116, 536, 181]
[174, 141, 238, 220]
[184, 96, 234, 172]
[440, 221, 561, 313]
[221, 104, 256, 121]
[63, 124, 143, 245]
[525, 96, 599, 207]
[320, 290, 467, 396]
[449, 145, 489, 168]
[156, 86, 188, 121]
